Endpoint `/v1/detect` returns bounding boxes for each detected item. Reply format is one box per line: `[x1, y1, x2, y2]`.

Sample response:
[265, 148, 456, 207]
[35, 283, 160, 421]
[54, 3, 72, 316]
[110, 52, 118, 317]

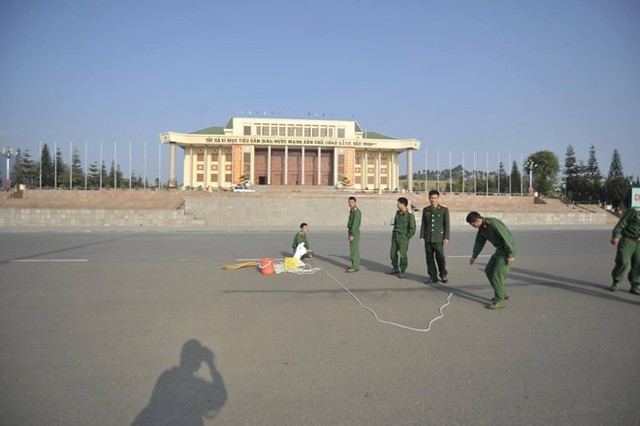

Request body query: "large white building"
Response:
[160, 117, 420, 191]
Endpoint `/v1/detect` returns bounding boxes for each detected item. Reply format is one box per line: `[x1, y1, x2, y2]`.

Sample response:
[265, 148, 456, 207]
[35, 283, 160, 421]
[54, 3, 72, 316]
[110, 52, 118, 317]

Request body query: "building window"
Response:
[225, 174, 232, 183]
[244, 125, 252, 136]
[197, 154, 204, 162]
[196, 174, 204, 183]
[256, 126, 262, 136]
[262, 124, 269, 135]
[328, 127, 334, 138]
[311, 126, 319, 137]
[337, 127, 345, 138]
[295, 126, 302, 137]
[320, 126, 327, 137]
[287, 125, 295, 136]
[211, 174, 218, 183]
[279, 125, 286, 136]
[211, 152, 218, 162]
[304, 126, 311, 137]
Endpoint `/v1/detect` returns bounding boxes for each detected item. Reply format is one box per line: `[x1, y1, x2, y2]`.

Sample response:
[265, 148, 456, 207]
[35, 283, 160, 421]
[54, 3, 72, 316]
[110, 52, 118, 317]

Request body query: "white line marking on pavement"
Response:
[11, 259, 88, 262]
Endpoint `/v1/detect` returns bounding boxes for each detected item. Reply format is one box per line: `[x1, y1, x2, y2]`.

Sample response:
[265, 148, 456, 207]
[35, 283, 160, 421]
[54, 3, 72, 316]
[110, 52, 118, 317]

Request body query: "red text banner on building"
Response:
[345, 148, 355, 186]
[232, 145, 243, 183]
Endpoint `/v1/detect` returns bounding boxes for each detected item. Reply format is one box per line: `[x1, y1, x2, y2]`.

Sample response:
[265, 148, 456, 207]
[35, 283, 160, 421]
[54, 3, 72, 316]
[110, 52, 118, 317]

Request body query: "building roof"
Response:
[189, 118, 394, 140]
[190, 126, 225, 135]
[362, 131, 393, 140]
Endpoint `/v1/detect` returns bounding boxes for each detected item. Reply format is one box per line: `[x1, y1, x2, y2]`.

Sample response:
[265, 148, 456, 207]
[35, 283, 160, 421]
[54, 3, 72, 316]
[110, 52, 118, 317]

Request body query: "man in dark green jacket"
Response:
[609, 207, 640, 295]
[420, 190, 450, 283]
[388, 197, 416, 279]
[292, 222, 313, 259]
[466, 211, 516, 310]
[346, 197, 361, 272]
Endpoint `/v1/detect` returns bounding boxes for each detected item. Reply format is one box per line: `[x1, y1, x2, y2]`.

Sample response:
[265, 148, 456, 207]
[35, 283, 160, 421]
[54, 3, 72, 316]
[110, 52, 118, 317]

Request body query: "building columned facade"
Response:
[160, 117, 420, 191]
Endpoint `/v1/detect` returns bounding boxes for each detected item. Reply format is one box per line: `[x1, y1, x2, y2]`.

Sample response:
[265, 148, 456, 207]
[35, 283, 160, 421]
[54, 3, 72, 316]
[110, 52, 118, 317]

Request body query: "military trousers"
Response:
[611, 236, 640, 286]
[424, 242, 447, 280]
[485, 249, 511, 302]
[390, 234, 410, 273]
[350, 232, 361, 270]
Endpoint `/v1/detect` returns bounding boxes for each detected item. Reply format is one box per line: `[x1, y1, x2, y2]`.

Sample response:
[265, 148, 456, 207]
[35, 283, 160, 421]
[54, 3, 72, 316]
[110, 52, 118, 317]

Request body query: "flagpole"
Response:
[84, 141, 88, 190]
[69, 141, 73, 190]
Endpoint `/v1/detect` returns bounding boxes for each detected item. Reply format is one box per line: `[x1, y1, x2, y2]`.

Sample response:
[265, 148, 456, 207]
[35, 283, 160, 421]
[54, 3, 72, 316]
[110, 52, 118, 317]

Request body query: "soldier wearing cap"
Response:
[420, 190, 450, 283]
[387, 197, 416, 279]
[609, 207, 640, 295]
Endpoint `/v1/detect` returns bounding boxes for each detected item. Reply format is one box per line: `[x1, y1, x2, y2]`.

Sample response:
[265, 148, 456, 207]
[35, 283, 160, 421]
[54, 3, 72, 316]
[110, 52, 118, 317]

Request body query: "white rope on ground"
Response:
[274, 260, 321, 274]
[312, 259, 453, 333]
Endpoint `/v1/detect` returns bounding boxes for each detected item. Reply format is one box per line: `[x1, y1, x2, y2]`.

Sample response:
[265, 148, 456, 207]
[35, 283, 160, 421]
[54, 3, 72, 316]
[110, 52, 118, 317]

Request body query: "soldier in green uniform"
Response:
[346, 196, 361, 272]
[466, 211, 516, 310]
[420, 190, 450, 283]
[609, 207, 640, 295]
[292, 222, 313, 259]
[387, 197, 416, 279]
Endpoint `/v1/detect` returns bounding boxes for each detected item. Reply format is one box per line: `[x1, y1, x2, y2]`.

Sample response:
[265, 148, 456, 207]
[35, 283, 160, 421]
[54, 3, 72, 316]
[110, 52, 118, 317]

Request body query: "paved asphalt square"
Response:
[0, 225, 638, 425]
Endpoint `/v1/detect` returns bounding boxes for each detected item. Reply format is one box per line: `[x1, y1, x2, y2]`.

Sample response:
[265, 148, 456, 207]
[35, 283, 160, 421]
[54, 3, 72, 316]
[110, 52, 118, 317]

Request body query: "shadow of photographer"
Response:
[132, 339, 227, 425]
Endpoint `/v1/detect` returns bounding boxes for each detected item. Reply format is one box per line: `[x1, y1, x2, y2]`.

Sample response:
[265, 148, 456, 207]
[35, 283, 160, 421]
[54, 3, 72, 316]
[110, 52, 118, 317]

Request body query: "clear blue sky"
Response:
[1, 0, 639, 184]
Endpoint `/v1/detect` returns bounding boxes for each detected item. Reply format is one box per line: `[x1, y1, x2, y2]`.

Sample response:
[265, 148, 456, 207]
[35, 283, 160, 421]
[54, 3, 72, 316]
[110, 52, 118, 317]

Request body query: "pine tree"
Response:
[40, 144, 55, 188]
[100, 161, 108, 189]
[11, 149, 24, 186]
[607, 149, 624, 179]
[55, 146, 67, 188]
[497, 162, 508, 194]
[71, 147, 84, 188]
[564, 144, 579, 201]
[87, 162, 100, 189]
[585, 145, 602, 202]
[604, 149, 629, 210]
[511, 161, 521, 194]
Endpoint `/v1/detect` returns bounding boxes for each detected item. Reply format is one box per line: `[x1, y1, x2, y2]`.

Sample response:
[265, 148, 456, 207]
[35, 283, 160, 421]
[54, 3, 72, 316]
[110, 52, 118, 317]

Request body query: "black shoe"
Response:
[386, 269, 400, 275]
[630, 286, 640, 295]
[609, 283, 618, 292]
[423, 277, 438, 284]
[440, 275, 448, 283]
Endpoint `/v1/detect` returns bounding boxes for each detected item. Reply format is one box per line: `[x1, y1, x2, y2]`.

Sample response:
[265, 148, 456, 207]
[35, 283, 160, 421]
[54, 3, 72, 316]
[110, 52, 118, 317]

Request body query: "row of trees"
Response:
[4, 143, 638, 209]
[3, 144, 166, 189]
[406, 146, 638, 210]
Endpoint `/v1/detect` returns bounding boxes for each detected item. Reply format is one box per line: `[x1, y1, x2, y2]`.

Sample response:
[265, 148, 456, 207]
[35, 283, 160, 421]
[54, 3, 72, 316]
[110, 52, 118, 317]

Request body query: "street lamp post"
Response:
[2, 146, 15, 191]
[525, 159, 536, 196]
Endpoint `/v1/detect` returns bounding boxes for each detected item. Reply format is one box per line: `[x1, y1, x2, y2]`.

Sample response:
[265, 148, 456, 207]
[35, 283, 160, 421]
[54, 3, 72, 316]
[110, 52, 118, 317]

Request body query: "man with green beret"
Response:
[420, 190, 450, 284]
[466, 211, 516, 310]
[609, 207, 640, 295]
[387, 197, 416, 279]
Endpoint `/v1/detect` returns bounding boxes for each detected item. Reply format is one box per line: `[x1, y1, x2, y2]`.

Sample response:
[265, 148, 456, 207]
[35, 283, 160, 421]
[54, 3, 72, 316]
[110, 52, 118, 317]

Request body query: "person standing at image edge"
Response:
[346, 196, 361, 272]
[609, 207, 640, 295]
[387, 197, 416, 279]
[420, 190, 450, 284]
